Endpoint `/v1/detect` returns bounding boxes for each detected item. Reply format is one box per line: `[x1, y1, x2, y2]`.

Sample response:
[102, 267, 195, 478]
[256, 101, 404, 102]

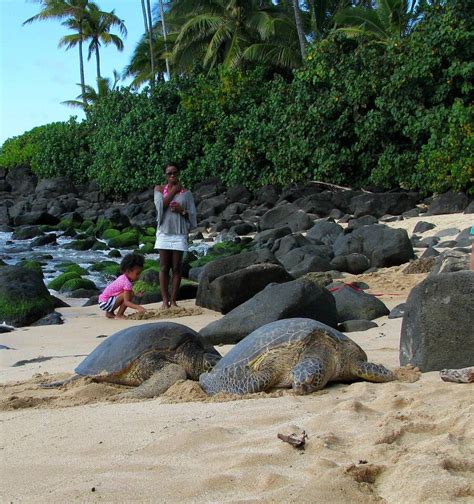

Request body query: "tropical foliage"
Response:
[4, 1, 472, 196]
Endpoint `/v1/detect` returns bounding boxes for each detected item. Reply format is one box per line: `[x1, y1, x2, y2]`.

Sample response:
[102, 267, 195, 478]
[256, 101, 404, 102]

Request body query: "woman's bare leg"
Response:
[159, 249, 171, 309]
[170, 250, 184, 307]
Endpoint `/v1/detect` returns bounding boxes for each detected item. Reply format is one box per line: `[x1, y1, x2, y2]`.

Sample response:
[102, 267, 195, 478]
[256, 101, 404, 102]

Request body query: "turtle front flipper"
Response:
[352, 361, 395, 383]
[123, 362, 186, 399]
[291, 357, 329, 394]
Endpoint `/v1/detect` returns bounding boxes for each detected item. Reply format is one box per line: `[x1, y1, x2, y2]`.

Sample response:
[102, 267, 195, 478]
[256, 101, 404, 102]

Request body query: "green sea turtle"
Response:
[199, 318, 394, 395]
[44, 322, 221, 398]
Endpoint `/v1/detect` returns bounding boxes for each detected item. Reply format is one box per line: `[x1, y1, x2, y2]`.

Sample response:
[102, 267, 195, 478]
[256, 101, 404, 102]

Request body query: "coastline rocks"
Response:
[330, 284, 389, 322]
[0, 265, 54, 326]
[339, 319, 378, 332]
[349, 192, 420, 218]
[427, 191, 470, 215]
[259, 203, 313, 232]
[400, 271, 474, 371]
[431, 250, 470, 274]
[306, 220, 343, 246]
[5, 166, 37, 194]
[199, 278, 338, 345]
[333, 224, 414, 268]
[197, 260, 291, 314]
[330, 253, 370, 274]
[14, 211, 60, 227]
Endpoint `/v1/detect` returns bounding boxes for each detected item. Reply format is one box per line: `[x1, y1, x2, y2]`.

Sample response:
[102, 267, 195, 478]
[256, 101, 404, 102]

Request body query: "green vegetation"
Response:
[19, 260, 44, 275]
[88, 261, 121, 277]
[190, 241, 250, 268]
[1, 2, 472, 195]
[60, 277, 97, 293]
[56, 262, 88, 275]
[108, 230, 140, 248]
[0, 297, 54, 327]
[48, 271, 82, 291]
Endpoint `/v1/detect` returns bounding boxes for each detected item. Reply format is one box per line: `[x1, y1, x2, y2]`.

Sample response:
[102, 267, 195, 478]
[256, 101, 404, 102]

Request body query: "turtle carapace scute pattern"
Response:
[199, 318, 394, 395]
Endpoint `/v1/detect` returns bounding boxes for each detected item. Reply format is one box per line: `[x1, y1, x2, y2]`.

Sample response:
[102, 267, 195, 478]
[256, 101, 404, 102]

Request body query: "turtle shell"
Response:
[75, 322, 203, 377]
[212, 318, 350, 370]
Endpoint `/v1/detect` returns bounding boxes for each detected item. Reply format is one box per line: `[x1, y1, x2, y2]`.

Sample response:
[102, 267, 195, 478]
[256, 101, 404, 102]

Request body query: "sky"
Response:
[0, 0, 147, 144]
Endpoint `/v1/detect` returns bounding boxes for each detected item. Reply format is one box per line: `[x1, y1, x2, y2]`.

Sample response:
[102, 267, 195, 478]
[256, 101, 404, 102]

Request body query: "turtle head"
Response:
[201, 351, 221, 372]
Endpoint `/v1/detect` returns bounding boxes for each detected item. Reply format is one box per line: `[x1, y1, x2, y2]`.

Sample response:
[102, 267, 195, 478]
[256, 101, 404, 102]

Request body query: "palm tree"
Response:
[83, 4, 127, 79]
[140, 0, 156, 83]
[24, 0, 90, 103]
[170, 0, 300, 70]
[62, 70, 120, 110]
[334, 0, 418, 44]
[291, 0, 307, 58]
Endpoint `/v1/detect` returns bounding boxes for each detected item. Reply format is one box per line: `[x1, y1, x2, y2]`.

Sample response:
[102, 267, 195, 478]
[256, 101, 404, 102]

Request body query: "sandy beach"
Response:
[1, 213, 473, 503]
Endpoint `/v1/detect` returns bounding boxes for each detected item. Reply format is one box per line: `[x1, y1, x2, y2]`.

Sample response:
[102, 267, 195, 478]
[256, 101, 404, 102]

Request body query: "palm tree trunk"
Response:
[78, 23, 86, 106]
[146, 0, 155, 83]
[292, 0, 306, 59]
[140, 0, 148, 35]
[95, 45, 101, 79]
[158, 0, 171, 78]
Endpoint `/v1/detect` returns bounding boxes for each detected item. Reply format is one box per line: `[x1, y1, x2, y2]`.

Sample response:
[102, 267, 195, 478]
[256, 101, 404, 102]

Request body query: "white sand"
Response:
[1, 213, 473, 503]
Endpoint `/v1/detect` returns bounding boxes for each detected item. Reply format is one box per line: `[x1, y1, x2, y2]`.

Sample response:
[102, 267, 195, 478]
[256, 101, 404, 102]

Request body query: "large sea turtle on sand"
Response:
[199, 318, 394, 395]
[45, 322, 221, 398]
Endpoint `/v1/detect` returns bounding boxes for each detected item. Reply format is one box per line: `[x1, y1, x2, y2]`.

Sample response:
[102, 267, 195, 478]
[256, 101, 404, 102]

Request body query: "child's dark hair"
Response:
[163, 162, 180, 173]
[120, 253, 145, 273]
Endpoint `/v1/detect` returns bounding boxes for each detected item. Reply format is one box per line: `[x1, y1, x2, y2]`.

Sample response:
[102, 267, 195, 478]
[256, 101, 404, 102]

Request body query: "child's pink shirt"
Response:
[98, 274, 132, 303]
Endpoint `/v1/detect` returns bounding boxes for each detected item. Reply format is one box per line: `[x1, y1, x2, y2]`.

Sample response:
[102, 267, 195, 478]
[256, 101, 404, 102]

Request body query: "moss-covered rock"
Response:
[190, 241, 250, 268]
[80, 219, 95, 231]
[0, 265, 54, 326]
[95, 217, 113, 235]
[88, 261, 120, 277]
[19, 260, 44, 276]
[12, 226, 43, 240]
[108, 249, 122, 258]
[145, 227, 156, 236]
[102, 228, 121, 240]
[56, 262, 88, 275]
[64, 238, 97, 251]
[140, 235, 156, 245]
[108, 230, 140, 248]
[139, 243, 155, 254]
[48, 271, 82, 291]
[144, 259, 160, 272]
[60, 277, 97, 293]
[57, 219, 74, 231]
[92, 241, 109, 251]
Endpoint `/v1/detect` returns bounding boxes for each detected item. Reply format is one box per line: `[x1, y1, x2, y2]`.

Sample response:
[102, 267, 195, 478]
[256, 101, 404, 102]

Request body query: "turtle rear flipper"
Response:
[122, 362, 186, 399]
[352, 361, 395, 383]
[40, 375, 80, 389]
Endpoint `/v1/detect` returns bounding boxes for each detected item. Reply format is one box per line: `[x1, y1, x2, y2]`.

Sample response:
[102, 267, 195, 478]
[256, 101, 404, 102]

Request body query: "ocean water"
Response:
[0, 231, 209, 291]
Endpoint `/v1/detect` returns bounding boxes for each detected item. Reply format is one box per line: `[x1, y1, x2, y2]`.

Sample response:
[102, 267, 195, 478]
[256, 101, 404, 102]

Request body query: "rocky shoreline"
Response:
[0, 166, 472, 332]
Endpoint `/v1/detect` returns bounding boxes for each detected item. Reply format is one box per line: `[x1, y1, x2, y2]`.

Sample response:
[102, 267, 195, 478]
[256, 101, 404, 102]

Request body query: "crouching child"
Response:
[98, 253, 146, 319]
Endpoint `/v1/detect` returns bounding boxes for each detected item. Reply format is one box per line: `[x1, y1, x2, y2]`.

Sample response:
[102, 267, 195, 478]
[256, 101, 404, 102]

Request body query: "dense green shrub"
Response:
[30, 118, 92, 183]
[0, 127, 42, 169]
[1, 2, 471, 194]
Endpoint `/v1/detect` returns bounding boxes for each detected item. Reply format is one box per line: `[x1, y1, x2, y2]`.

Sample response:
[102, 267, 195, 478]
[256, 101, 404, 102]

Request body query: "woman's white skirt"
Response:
[154, 230, 188, 252]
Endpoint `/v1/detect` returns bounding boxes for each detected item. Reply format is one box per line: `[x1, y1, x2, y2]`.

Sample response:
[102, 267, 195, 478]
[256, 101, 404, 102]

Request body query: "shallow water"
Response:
[0, 231, 210, 291]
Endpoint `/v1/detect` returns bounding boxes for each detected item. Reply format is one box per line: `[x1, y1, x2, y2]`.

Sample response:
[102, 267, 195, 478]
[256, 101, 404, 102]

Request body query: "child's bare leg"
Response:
[105, 311, 115, 319]
[170, 250, 183, 307]
[114, 294, 126, 319]
[159, 250, 171, 309]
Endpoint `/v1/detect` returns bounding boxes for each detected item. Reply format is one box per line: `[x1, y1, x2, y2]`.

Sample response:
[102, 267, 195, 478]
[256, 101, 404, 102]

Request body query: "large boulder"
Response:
[5, 166, 37, 194]
[400, 271, 474, 371]
[13, 211, 60, 227]
[197, 195, 228, 219]
[35, 177, 77, 196]
[306, 220, 344, 246]
[294, 191, 337, 216]
[0, 265, 55, 326]
[427, 191, 470, 215]
[330, 284, 389, 322]
[196, 250, 283, 313]
[259, 203, 313, 232]
[199, 278, 338, 345]
[333, 224, 414, 268]
[349, 192, 420, 218]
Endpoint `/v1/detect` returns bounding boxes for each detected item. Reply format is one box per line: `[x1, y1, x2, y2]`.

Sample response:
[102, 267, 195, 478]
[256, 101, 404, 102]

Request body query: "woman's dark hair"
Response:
[163, 162, 180, 173]
[120, 253, 145, 273]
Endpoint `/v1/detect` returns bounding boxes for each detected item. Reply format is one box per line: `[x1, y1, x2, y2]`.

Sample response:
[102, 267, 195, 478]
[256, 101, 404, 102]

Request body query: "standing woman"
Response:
[154, 163, 197, 309]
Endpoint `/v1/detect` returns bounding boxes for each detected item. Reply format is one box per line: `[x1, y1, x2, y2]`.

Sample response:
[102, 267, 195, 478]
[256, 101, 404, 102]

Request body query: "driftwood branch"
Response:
[309, 180, 372, 193]
[277, 430, 307, 449]
[440, 367, 474, 383]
